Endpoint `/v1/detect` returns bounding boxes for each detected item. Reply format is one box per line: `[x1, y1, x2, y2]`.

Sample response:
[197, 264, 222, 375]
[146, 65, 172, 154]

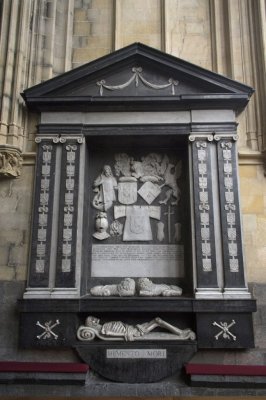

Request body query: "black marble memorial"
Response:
[19, 43, 256, 383]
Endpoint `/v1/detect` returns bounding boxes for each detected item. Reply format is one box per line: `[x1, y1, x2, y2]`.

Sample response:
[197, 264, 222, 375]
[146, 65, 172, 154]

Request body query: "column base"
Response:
[23, 288, 52, 299]
[195, 288, 223, 299]
[223, 288, 252, 299]
[23, 287, 80, 299]
[50, 288, 80, 299]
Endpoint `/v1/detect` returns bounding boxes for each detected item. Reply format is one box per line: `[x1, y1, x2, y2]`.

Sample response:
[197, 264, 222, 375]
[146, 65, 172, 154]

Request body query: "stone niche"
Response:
[19, 43, 256, 383]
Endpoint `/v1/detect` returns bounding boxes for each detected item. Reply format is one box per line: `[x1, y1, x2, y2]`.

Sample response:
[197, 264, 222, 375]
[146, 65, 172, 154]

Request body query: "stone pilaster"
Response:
[215, 134, 251, 299]
[189, 134, 222, 298]
[54, 136, 83, 291]
[24, 136, 59, 297]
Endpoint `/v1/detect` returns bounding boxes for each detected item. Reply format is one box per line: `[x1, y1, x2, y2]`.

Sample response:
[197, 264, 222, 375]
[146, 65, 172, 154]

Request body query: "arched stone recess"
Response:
[19, 44, 256, 382]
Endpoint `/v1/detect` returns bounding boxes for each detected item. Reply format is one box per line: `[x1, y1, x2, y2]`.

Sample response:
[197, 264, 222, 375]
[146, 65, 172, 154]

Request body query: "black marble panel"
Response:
[55, 140, 81, 288]
[19, 312, 78, 348]
[196, 312, 255, 348]
[216, 138, 246, 288]
[191, 138, 218, 288]
[29, 140, 57, 287]
[18, 298, 256, 351]
[18, 298, 256, 313]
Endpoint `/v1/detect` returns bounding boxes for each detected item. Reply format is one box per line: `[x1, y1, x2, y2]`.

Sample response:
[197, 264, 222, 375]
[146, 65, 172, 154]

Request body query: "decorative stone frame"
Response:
[23, 116, 251, 301]
[19, 44, 256, 382]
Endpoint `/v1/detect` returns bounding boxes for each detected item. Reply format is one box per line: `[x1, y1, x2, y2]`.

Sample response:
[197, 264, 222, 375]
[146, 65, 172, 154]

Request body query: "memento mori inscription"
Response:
[91, 244, 184, 277]
[106, 349, 167, 359]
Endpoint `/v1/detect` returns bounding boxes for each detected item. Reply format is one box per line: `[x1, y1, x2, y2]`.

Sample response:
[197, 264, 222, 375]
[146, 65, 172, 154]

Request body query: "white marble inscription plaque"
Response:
[106, 349, 167, 359]
[91, 244, 184, 277]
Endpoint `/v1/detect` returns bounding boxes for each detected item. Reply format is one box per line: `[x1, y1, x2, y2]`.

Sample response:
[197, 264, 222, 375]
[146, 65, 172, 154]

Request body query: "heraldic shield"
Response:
[118, 181, 137, 205]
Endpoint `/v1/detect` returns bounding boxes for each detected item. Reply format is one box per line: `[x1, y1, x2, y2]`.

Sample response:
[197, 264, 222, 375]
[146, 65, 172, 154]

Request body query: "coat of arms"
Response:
[118, 181, 137, 205]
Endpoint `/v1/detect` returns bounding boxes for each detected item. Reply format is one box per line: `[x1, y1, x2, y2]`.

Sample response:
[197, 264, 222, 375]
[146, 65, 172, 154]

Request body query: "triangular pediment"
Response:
[22, 43, 254, 112]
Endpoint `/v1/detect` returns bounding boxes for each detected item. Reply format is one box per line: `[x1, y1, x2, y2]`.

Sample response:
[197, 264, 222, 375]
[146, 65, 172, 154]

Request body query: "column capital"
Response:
[189, 134, 214, 142]
[214, 134, 238, 141]
[59, 135, 85, 144]
[35, 135, 60, 143]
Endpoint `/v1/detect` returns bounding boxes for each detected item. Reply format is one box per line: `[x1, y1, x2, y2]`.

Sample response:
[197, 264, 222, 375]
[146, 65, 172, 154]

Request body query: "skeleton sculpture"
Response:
[77, 316, 196, 342]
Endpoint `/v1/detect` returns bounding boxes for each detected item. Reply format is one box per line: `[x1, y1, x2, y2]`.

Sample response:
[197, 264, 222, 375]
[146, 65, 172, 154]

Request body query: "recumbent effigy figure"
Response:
[90, 278, 136, 297]
[137, 278, 182, 297]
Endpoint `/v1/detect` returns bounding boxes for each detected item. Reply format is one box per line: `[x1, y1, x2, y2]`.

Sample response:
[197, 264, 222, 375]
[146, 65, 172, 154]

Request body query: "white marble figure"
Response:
[92, 165, 117, 211]
[159, 158, 182, 205]
[93, 212, 110, 240]
[90, 278, 136, 297]
[77, 316, 196, 342]
[114, 153, 132, 177]
[137, 278, 182, 297]
[131, 153, 164, 183]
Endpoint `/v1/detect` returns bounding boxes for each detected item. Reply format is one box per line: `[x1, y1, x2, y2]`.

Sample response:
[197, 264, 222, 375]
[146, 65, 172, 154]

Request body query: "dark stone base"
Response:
[18, 297, 256, 350]
[189, 374, 266, 388]
[0, 371, 86, 385]
[76, 341, 197, 383]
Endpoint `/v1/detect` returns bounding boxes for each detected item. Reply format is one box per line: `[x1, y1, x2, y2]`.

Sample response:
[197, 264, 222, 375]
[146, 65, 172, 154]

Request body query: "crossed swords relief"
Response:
[36, 320, 60, 340]
[213, 319, 236, 341]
